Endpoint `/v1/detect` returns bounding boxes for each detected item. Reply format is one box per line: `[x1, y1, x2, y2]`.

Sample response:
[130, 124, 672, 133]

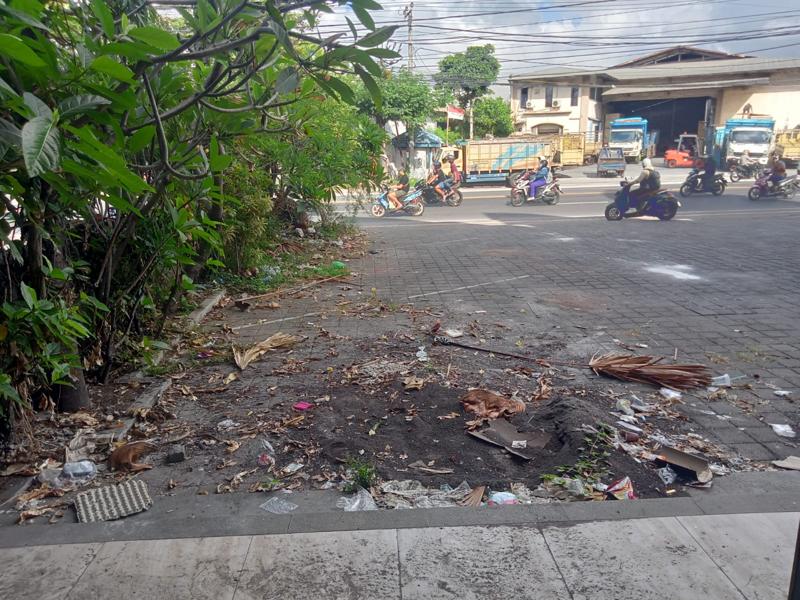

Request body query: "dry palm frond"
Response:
[589, 353, 711, 390]
[233, 332, 303, 370]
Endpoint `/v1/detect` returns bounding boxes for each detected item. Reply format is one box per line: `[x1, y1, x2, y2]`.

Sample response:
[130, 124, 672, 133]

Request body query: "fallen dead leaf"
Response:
[403, 375, 425, 391]
[437, 412, 460, 420]
[0, 463, 38, 477]
[225, 440, 241, 454]
[233, 332, 302, 370]
[224, 372, 239, 385]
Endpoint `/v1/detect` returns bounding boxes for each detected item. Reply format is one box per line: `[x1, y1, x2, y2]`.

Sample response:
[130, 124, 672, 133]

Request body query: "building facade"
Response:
[508, 48, 800, 151]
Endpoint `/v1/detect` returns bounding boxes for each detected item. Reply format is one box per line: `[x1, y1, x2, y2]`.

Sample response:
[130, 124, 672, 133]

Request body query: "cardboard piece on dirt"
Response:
[656, 446, 713, 483]
[461, 390, 525, 420]
[468, 419, 551, 460]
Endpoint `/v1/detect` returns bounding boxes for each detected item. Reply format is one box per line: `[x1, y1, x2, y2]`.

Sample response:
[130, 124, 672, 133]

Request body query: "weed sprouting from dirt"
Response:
[548, 423, 615, 483]
[344, 458, 377, 492]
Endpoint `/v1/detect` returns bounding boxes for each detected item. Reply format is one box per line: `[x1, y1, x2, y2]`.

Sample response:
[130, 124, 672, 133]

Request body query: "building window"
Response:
[589, 87, 601, 101]
[537, 123, 562, 135]
[571, 86, 579, 107]
[520, 87, 529, 108]
[545, 85, 555, 108]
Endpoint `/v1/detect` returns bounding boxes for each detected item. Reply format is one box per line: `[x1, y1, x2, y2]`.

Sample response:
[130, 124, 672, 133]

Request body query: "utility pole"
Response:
[469, 99, 474, 140]
[403, 2, 413, 72]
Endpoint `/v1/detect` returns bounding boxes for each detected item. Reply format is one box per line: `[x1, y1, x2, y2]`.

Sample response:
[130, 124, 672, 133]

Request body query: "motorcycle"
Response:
[727, 158, 762, 182]
[510, 173, 562, 206]
[605, 181, 680, 221]
[679, 169, 726, 197]
[421, 180, 463, 207]
[370, 183, 425, 217]
[748, 172, 798, 201]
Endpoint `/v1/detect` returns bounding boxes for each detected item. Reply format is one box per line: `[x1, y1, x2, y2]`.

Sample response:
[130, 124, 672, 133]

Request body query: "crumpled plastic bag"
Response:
[337, 487, 378, 511]
[380, 480, 472, 509]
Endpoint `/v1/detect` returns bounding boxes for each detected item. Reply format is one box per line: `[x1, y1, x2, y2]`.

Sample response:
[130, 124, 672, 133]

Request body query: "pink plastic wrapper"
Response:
[606, 476, 637, 500]
[293, 401, 313, 411]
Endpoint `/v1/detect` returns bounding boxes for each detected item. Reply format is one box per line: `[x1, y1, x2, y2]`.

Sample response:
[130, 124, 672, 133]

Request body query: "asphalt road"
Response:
[344, 168, 800, 224]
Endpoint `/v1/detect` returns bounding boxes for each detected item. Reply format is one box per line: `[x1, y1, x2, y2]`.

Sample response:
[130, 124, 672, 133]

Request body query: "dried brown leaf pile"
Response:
[233, 332, 303, 370]
[589, 353, 711, 390]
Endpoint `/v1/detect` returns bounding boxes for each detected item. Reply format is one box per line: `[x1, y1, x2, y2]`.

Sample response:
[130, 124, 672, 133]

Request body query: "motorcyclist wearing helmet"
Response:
[695, 155, 717, 191]
[769, 155, 787, 190]
[528, 158, 550, 199]
[427, 160, 448, 202]
[620, 158, 658, 213]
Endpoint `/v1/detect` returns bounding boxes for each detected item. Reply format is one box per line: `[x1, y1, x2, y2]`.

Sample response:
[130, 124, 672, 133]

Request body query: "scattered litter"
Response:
[711, 374, 731, 387]
[616, 421, 643, 434]
[415, 346, 429, 362]
[403, 375, 425, 391]
[659, 388, 683, 401]
[590, 353, 711, 390]
[774, 390, 792, 397]
[408, 460, 454, 475]
[331, 260, 346, 270]
[461, 389, 525, 428]
[444, 329, 464, 338]
[259, 497, 298, 514]
[347, 358, 410, 385]
[460, 485, 485, 507]
[1, 463, 38, 477]
[337, 487, 378, 511]
[772, 456, 800, 471]
[380, 480, 473, 509]
[606, 476, 636, 500]
[217, 418, 240, 431]
[293, 401, 313, 411]
[710, 463, 731, 476]
[487, 491, 519, 505]
[257, 439, 276, 468]
[468, 419, 550, 459]
[769, 423, 796, 438]
[656, 446, 713, 483]
[630, 395, 653, 412]
[60, 461, 97, 485]
[167, 445, 188, 463]
[615, 398, 635, 417]
[74, 480, 152, 523]
[232, 332, 302, 370]
[282, 462, 304, 475]
[656, 466, 678, 485]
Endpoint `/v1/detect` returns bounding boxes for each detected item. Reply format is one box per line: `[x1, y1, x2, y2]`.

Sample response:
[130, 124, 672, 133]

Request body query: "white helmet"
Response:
[642, 158, 653, 169]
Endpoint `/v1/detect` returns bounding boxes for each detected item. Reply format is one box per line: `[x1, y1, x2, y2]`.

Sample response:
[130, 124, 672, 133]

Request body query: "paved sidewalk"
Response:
[3, 510, 796, 599]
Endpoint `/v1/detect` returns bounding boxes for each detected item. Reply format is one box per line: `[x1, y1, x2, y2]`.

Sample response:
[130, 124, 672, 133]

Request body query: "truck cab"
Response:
[609, 117, 648, 162]
[720, 118, 775, 165]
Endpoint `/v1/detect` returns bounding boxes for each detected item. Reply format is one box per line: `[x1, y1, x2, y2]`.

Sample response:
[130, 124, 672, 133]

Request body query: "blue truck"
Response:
[712, 117, 775, 166]
[608, 117, 656, 162]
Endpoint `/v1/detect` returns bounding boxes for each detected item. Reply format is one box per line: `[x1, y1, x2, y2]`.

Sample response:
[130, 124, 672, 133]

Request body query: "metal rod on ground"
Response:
[432, 335, 573, 365]
[238, 275, 348, 303]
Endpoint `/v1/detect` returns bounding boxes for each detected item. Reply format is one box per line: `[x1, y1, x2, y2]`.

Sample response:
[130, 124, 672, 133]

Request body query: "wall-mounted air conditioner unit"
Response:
[552, 100, 561, 109]
[525, 100, 534, 109]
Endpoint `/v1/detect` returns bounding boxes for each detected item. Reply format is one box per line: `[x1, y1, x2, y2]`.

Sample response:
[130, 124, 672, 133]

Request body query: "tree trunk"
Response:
[54, 367, 90, 413]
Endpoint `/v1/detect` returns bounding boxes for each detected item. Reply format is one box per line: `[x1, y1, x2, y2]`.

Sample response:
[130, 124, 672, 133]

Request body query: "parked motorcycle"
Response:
[679, 169, 726, 197]
[510, 173, 562, 206]
[727, 158, 762, 182]
[421, 181, 463, 207]
[370, 183, 425, 217]
[605, 181, 680, 221]
[748, 172, 798, 201]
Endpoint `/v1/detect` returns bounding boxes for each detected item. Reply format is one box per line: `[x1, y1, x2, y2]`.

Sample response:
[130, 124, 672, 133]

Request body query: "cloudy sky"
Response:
[314, 0, 800, 94]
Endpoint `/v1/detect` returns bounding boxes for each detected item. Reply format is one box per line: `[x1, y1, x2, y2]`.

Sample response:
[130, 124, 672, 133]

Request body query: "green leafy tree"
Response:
[473, 96, 514, 138]
[357, 69, 434, 135]
[433, 45, 500, 109]
[0, 0, 397, 436]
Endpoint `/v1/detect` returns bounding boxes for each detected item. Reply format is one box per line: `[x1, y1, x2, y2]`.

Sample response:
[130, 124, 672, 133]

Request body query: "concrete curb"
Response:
[1, 472, 797, 548]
